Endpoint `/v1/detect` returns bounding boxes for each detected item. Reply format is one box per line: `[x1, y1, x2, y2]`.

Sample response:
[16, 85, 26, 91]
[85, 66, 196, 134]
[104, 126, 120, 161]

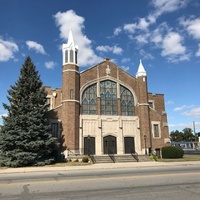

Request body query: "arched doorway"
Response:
[124, 137, 135, 154]
[103, 135, 117, 154]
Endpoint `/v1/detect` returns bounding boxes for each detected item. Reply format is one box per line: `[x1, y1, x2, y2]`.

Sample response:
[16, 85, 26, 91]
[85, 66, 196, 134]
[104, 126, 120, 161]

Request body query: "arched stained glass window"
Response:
[100, 80, 117, 115]
[120, 85, 134, 116]
[82, 84, 97, 114]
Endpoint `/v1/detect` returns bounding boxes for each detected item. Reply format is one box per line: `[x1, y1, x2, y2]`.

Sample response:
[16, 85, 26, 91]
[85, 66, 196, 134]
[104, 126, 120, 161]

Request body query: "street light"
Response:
[144, 135, 147, 155]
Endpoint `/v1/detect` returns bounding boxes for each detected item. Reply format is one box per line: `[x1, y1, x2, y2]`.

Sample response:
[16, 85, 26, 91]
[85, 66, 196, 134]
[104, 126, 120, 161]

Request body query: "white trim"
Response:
[138, 103, 149, 106]
[62, 99, 80, 103]
[62, 69, 79, 73]
[151, 121, 161, 139]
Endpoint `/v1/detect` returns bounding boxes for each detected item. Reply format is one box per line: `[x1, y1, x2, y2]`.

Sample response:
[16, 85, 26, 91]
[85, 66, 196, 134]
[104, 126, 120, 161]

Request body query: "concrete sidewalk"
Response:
[1, 161, 200, 174]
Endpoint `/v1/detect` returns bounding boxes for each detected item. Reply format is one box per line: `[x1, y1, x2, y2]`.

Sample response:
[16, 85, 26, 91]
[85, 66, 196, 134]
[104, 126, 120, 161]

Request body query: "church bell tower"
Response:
[62, 30, 80, 152]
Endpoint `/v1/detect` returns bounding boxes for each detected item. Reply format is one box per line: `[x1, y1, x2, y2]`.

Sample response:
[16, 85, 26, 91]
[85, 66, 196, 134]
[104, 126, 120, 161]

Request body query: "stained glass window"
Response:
[153, 124, 159, 137]
[120, 85, 134, 116]
[100, 80, 117, 115]
[82, 84, 97, 114]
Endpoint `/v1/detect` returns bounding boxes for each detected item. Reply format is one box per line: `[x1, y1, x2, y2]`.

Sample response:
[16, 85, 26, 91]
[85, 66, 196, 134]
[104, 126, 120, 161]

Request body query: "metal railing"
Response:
[131, 149, 139, 162]
[108, 148, 115, 163]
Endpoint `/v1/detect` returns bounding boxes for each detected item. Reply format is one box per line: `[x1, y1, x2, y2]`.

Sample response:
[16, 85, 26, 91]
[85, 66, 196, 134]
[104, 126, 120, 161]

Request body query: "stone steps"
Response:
[114, 155, 138, 163]
[92, 155, 114, 164]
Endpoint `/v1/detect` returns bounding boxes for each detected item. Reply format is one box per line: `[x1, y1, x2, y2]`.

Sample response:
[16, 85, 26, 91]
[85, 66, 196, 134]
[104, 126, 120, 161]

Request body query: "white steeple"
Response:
[136, 59, 147, 78]
[62, 30, 78, 65]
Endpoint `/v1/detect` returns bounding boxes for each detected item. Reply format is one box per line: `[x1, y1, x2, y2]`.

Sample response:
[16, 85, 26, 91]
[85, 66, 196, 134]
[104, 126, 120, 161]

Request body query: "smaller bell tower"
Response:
[61, 30, 80, 152]
[136, 60, 151, 154]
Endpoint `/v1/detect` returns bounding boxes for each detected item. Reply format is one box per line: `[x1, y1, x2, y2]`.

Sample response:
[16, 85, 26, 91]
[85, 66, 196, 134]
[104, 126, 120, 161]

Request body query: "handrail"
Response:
[67, 148, 78, 157]
[89, 154, 96, 164]
[67, 148, 84, 157]
[131, 150, 139, 162]
[108, 148, 115, 163]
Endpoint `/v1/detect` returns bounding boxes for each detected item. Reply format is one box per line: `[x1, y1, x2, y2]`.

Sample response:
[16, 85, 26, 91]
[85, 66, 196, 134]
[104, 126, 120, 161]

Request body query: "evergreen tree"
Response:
[0, 57, 58, 167]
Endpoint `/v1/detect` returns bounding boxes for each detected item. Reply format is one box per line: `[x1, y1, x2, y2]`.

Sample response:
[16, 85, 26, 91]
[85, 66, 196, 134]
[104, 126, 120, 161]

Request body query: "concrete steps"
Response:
[114, 155, 138, 163]
[137, 155, 153, 162]
[92, 154, 139, 164]
[92, 155, 114, 164]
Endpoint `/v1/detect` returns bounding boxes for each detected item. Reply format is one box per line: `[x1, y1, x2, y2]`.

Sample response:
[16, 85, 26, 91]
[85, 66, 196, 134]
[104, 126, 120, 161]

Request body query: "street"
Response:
[0, 165, 200, 199]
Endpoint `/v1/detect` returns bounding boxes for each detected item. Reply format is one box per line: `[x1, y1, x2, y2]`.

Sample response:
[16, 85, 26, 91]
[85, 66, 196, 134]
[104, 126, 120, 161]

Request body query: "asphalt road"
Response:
[0, 165, 200, 199]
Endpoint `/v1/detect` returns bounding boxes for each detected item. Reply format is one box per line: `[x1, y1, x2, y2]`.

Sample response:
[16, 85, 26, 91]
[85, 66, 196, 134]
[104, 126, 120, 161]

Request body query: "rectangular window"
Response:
[148, 101, 154, 108]
[70, 50, 74, 63]
[51, 123, 59, 138]
[65, 50, 68, 63]
[153, 124, 159, 138]
[70, 89, 74, 99]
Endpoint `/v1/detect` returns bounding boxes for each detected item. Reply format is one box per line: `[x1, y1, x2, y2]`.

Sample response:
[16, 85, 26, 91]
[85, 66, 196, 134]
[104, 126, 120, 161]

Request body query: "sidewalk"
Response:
[1, 161, 200, 174]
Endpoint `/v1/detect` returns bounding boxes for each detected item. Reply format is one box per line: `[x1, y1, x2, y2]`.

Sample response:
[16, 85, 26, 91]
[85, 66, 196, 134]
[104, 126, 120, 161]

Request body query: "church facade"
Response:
[45, 31, 170, 158]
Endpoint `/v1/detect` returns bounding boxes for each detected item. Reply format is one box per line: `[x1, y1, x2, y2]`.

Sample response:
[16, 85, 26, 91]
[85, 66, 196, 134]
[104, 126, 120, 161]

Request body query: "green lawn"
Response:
[158, 154, 200, 162]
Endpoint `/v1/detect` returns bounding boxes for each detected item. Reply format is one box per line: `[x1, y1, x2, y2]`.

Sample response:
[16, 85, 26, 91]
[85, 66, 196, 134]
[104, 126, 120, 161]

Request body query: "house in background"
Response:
[45, 31, 170, 160]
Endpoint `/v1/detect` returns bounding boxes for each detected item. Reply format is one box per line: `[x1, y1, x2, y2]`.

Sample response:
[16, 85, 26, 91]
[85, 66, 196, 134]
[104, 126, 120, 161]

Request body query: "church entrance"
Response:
[103, 135, 117, 154]
[124, 137, 135, 154]
[84, 136, 95, 155]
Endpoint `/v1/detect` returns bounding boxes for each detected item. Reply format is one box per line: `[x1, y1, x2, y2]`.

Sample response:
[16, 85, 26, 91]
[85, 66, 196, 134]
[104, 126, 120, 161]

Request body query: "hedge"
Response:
[162, 146, 184, 159]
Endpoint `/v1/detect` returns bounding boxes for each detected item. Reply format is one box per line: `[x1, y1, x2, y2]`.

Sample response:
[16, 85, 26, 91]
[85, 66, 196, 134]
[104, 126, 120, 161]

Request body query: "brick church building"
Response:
[45, 31, 170, 159]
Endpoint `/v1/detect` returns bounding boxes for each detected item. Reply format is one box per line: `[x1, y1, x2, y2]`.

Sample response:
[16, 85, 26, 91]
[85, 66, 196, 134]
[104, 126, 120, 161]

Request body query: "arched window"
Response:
[100, 80, 117, 115]
[120, 85, 134, 116]
[82, 84, 97, 114]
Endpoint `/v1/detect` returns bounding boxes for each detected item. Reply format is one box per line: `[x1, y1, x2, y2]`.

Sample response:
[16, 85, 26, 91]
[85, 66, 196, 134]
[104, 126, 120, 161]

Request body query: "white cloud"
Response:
[166, 100, 174, 105]
[174, 105, 194, 111]
[139, 49, 154, 60]
[0, 113, 7, 119]
[169, 122, 200, 132]
[121, 58, 130, 63]
[161, 32, 186, 56]
[151, 22, 170, 45]
[134, 34, 149, 44]
[121, 66, 130, 71]
[123, 16, 155, 35]
[26, 41, 47, 55]
[54, 9, 102, 67]
[180, 17, 200, 39]
[138, 18, 150, 30]
[123, 23, 137, 34]
[151, 0, 188, 17]
[112, 46, 123, 55]
[96, 45, 123, 55]
[196, 44, 200, 57]
[0, 38, 19, 62]
[182, 106, 200, 118]
[45, 61, 57, 69]
[113, 27, 122, 36]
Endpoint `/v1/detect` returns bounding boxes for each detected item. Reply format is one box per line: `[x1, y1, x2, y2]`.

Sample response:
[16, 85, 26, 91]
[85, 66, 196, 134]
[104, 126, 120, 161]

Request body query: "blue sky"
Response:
[0, 0, 200, 133]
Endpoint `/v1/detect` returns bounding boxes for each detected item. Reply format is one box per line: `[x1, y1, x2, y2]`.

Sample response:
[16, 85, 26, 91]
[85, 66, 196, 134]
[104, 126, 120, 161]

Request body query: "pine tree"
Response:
[0, 57, 58, 167]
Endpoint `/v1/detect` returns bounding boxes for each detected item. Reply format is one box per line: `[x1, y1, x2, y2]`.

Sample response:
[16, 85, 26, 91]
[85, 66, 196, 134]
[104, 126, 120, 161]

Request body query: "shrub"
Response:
[82, 156, 89, 163]
[149, 154, 158, 161]
[162, 146, 184, 159]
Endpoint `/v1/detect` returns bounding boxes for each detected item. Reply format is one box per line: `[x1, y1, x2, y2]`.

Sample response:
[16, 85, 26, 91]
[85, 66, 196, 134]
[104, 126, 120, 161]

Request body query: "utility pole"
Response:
[193, 121, 196, 141]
